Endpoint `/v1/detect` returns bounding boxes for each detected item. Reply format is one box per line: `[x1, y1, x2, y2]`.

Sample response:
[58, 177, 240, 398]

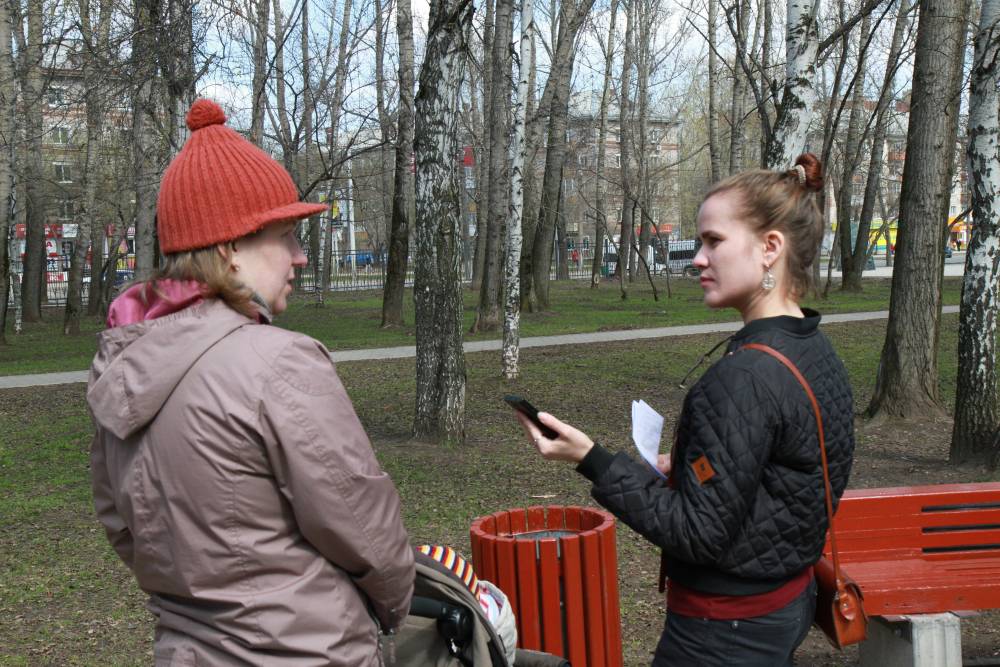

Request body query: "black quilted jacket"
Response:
[577, 309, 854, 595]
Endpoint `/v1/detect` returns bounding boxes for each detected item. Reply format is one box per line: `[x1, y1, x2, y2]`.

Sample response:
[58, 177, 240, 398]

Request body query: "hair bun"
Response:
[186, 98, 227, 131]
[794, 153, 824, 192]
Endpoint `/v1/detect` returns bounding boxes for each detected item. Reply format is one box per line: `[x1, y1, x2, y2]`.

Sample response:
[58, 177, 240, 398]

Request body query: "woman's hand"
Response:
[656, 453, 672, 476]
[514, 411, 594, 463]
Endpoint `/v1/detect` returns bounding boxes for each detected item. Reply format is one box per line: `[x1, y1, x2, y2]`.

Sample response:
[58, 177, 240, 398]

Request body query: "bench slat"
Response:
[837, 557, 1000, 615]
[824, 484, 1000, 616]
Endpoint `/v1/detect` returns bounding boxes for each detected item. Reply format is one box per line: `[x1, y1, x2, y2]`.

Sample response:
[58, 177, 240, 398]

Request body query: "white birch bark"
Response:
[413, 0, 472, 443]
[952, 0, 1000, 467]
[502, 0, 533, 379]
[765, 0, 819, 169]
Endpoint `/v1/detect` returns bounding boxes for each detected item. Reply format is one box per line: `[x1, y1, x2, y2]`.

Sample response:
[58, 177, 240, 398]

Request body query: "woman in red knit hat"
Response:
[87, 99, 414, 666]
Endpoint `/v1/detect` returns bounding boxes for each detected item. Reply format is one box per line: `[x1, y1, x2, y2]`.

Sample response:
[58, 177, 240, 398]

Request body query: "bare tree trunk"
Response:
[321, 0, 355, 295]
[472, 0, 514, 332]
[249, 0, 270, 146]
[470, 0, 494, 292]
[65, 0, 112, 335]
[0, 0, 13, 342]
[836, 13, 872, 292]
[707, 0, 721, 183]
[519, 32, 538, 306]
[413, 0, 472, 444]
[373, 0, 394, 255]
[635, 0, 655, 281]
[866, 0, 970, 421]
[529, 45, 575, 310]
[272, 0, 293, 172]
[382, 0, 415, 326]
[765, 0, 819, 168]
[132, 0, 160, 282]
[502, 0, 533, 379]
[302, 0, 321, 287]
[728, 0, 751, 175]
[16, 0, 44, 321]
[854, 0, 913, 288]
[591, 0, 618, 287]
[166, 0, 195, 152]
[951, 0, 1000, 467]
[615, 0, 636, 288]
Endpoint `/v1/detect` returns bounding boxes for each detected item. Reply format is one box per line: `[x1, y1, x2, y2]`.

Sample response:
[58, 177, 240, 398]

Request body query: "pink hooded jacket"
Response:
[88, 286, 414, 666]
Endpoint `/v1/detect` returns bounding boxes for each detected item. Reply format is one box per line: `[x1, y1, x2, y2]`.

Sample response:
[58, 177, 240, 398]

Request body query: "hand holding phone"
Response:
[503, 394, 561, 439]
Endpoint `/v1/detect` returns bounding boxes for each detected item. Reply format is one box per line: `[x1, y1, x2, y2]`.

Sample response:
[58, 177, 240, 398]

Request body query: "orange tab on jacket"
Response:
[691, 455, 716, 484]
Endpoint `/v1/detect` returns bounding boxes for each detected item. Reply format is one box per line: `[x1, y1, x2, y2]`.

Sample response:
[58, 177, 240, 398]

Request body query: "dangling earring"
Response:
[761, 264, 775, 291]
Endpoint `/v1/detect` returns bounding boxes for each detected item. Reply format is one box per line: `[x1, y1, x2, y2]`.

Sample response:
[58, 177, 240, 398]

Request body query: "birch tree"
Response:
[951, 0, 1000, 467]
[412, 0, 472, 443]
[502, 0, 533, 379]
[866, 0, 970, 421]
[707, 0, 721, 183]
[0, 0, 13, 342]
[764, 0, 819, 168]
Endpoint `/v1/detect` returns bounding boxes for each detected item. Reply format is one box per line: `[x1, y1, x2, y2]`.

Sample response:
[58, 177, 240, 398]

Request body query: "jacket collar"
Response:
[733, 308, 821, 341]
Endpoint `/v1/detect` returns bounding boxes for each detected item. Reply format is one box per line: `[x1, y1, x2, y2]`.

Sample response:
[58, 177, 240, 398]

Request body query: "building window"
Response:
[57, 199, 74, 219]
[47, 87, 66, 107]
[53, 163, 72, 183]
[52, 126, 70, 144]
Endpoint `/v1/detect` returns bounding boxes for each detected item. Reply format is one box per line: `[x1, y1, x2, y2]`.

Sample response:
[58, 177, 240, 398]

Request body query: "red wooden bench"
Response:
[822, 482, 1000, 664]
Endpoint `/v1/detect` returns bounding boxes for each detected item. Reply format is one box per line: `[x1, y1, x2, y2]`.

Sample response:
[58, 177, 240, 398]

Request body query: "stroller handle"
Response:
[409, 595, 474, 645]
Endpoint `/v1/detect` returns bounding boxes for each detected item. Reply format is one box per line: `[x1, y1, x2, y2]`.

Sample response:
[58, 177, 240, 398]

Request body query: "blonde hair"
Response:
[140, 244, 257, 319]
[704, 153, 825, 299]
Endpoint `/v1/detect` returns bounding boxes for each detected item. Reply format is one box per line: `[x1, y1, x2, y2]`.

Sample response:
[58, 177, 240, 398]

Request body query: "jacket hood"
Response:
[88, 299, 251, 439]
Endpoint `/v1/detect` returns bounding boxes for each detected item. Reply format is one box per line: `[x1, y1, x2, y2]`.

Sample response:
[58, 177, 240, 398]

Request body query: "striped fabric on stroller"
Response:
[386, 547, 569, 667]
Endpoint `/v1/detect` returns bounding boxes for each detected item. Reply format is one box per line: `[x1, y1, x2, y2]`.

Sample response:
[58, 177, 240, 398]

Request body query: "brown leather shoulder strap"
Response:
[739, 342, 847, 594]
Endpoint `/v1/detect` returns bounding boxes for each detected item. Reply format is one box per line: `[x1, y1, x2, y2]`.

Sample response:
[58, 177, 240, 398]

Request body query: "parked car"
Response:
[652, 239, 700, 277]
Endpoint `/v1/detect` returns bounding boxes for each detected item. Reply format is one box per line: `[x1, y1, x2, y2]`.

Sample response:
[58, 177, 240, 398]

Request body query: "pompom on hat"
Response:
[156, 98, 328, 254]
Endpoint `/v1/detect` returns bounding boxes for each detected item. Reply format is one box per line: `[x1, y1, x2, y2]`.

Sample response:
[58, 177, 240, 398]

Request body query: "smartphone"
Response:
[503, 394, 560, 439]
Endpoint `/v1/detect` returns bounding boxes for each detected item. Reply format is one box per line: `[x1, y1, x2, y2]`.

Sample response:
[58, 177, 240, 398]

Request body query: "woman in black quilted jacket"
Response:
[514, 153, 854, 666]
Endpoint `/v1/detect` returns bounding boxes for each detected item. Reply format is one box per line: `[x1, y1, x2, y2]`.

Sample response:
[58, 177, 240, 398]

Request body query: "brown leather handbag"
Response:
[742, 343, 868, 648]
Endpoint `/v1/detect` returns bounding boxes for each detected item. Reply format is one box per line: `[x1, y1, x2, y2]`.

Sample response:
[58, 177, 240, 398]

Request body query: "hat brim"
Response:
[251, 201, 330, 229]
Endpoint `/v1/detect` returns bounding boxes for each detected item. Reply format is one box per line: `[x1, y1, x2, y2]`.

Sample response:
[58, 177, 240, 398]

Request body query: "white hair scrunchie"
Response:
[793, 164, 806, 185]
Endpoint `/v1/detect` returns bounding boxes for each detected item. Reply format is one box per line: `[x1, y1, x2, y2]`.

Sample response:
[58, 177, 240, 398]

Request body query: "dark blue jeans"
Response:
[651, 578, 817, 667]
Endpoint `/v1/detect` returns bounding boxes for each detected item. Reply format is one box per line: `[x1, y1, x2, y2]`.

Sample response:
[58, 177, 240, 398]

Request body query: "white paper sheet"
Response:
[631, 399, 666, 479]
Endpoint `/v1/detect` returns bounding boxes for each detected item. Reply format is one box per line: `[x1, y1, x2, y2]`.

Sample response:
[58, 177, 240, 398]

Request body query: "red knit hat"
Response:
[156, 98, 328, 253]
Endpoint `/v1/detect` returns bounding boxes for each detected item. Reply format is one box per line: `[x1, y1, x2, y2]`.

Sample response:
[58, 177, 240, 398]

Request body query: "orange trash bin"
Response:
[470, 506, 623, 667]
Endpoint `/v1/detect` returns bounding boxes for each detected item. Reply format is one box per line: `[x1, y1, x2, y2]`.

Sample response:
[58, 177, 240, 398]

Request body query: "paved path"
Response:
[0, 305, 960, 390]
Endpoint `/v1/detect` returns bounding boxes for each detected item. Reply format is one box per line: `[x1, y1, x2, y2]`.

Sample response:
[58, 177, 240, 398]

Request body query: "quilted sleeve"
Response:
[585, 365, 779, 565]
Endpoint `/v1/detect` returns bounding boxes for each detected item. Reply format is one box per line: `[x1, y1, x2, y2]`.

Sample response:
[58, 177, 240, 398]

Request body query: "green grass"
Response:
[0, 276, 965, 376]
[5, 311, 999, 665]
